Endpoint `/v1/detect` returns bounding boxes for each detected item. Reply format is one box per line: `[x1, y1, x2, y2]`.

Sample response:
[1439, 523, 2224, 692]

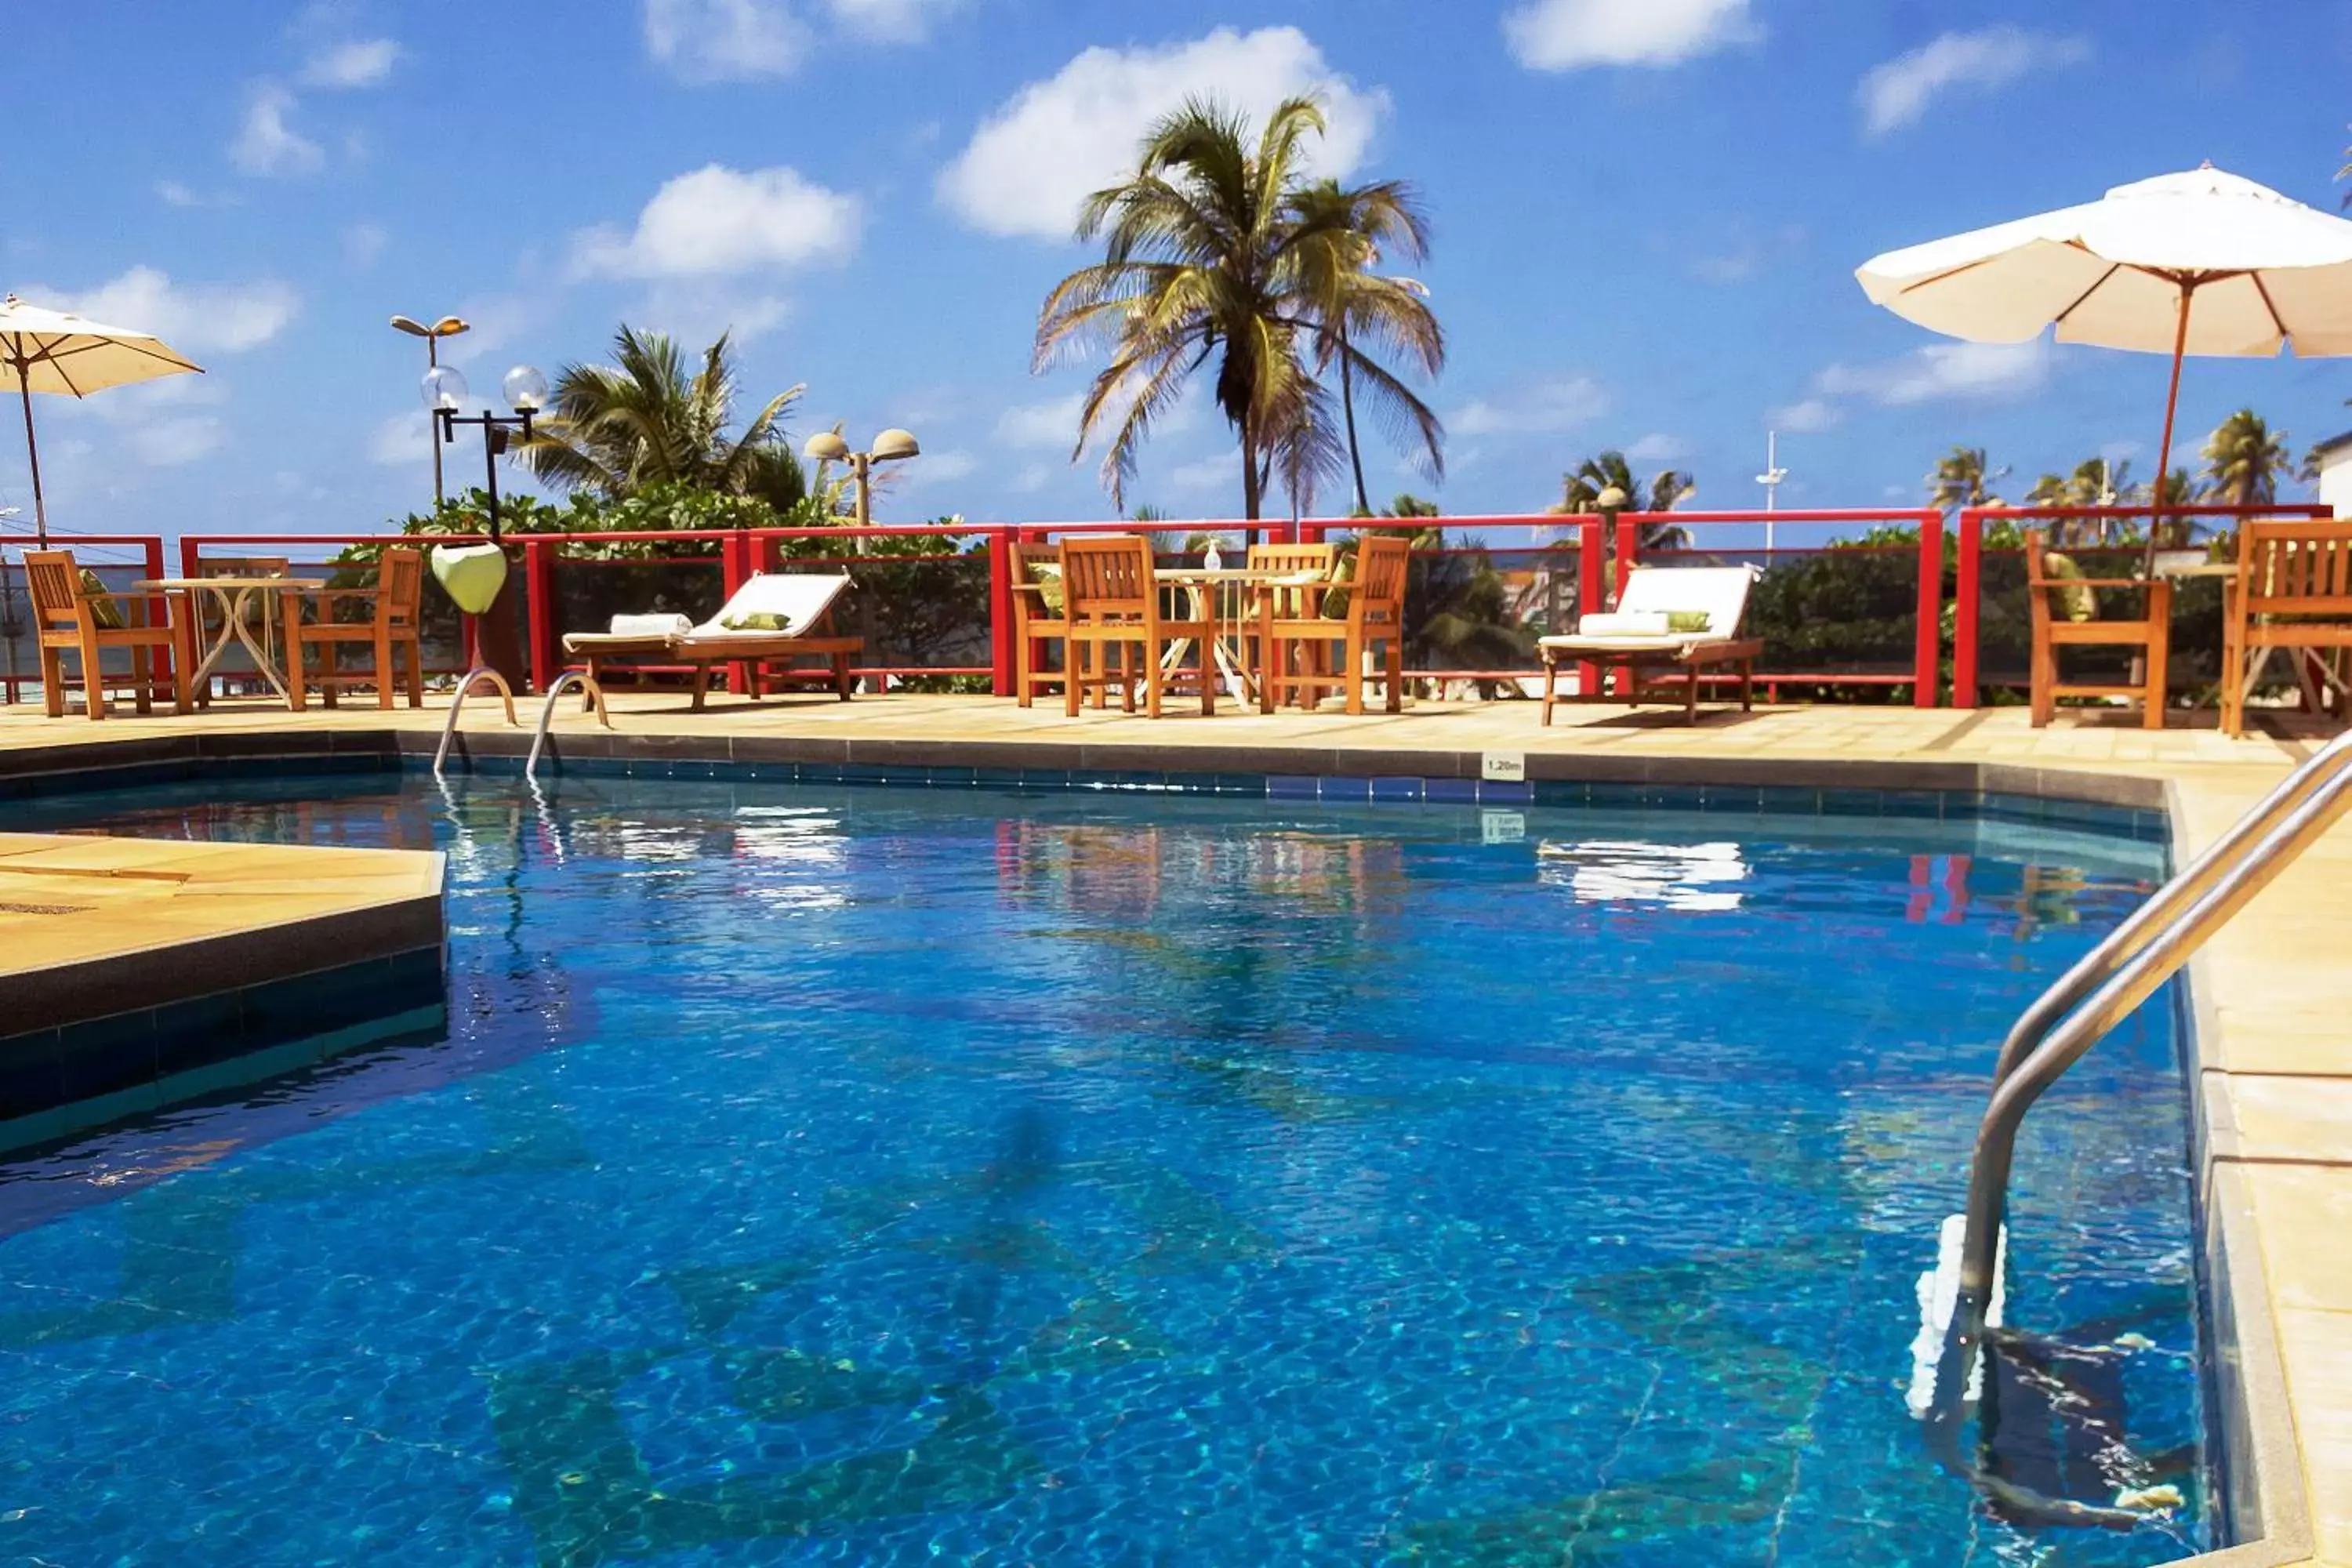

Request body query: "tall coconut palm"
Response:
[2201, 408, 2291, 509]
[1927, 445, 2007, 513]
[514, 325, 806, 504]
[1288, 177, 1446, 514]
[1555, 450, 1696, 550]
[1034, 96, 1442, 521]
[2025, 456, 2132, 544]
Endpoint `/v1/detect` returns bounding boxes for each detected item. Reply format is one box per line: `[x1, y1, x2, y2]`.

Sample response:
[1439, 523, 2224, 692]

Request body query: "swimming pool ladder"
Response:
[525, 670, 610, 782]
[1953, 727, 2352, 1345]
[431, 666, 518, 777]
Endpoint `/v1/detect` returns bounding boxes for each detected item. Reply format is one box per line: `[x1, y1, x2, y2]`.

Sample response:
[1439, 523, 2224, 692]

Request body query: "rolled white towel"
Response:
[608, 612, 694, 637]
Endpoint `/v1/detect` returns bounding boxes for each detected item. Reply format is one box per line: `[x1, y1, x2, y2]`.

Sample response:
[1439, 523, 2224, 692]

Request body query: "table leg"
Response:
[180, 587, 248, 700]
[225, 586, 293, 702]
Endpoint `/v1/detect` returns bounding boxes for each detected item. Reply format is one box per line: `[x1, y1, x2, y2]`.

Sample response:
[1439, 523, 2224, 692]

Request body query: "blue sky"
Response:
[7, 0, 2351, 547]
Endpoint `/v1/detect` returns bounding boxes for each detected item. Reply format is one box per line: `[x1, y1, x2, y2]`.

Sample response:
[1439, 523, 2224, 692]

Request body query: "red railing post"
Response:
[1914, 507, 1945, 708]
[524, 538, 556, 695]
[1578, 520, 1603, 697]
[178, 535, 201, 581]
[720, 531, 750, 699]
[988, 526, 1015, 698]
[1611, 517, 1639, 696]
[143, 538, 175, 694]
[1951, 508, 1982, 710]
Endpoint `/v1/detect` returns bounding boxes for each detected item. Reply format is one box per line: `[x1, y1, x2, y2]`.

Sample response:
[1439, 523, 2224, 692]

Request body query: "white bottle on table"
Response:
[1203, 538, 1222, 573]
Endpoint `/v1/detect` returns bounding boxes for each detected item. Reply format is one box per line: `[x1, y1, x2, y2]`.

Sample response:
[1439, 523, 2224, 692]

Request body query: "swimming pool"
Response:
[0, 775, 2204, 1565]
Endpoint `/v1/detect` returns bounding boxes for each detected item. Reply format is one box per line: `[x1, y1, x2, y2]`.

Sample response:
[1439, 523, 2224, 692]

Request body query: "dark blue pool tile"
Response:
[1476, 780, 1533, 805]
[1646, 783, 1709, 813]
[970, 765, 1025, 789]
[1210, 773, 1269, 795]
[797, 763, 845, 784]
[1755, 785, 1823, 815]
[0, 1030, 63, 1122]
[1317, 777, 1370, 801]
[1017, 768, 1070, 790]
[1424, 777, 1479, 804]
[1584, 781, 1643, 811]
[1881, 789, 1946, 819]
[151, 991, 252, 1079]
[924, 766, 978, 789]
[1699, 783, 1763, 812]
[1268, 775, 1319, 799]
[1369, 776, 1422, 802]
[1818, 787, 1887, 818]
[54, 1008, 158, 1104]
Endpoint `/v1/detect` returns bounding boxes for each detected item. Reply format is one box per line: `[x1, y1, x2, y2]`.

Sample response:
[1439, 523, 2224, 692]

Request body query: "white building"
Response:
[2311, 430, 2352, 517]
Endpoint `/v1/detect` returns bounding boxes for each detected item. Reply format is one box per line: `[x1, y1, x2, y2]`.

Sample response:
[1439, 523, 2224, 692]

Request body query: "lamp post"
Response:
[390, 314, 470, 505]
[419, 362, 546, 687]
[803, 427, 920, 528]
[1755, 430, 1788, 559]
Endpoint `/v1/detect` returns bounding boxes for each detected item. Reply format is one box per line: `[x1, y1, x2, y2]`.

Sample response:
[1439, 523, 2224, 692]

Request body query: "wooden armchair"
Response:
[286, 546, 425, 711]
[23, 550, 191, 720]
[2024, 529, 2169, 729]
[1059, 535, 1214, 718]
[1258, 535, 1409, 715]
[2220, 518, 2352, 737]
[1243, 542, 1334, 706]
[193, 554, 291, 706]
[1007, 540, 1069, 709]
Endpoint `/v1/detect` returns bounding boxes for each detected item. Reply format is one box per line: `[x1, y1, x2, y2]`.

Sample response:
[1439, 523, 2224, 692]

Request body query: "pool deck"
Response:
[1, 690, 2347, 1565]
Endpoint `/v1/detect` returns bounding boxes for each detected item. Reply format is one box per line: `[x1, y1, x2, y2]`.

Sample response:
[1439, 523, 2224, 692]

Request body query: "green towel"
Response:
[1321, 554, 1356, 619]
[1665, 610, 1711, 633]
[2042, 552, 2096, 622]
[78, 570, 125, 630]
[720, 610, 793, 632]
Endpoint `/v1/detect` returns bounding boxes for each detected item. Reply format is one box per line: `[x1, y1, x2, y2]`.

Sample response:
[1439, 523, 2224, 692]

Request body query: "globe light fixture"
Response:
[421, 364, 470, 412]
[501, 365, 548, 413]
[804, 427, 921, 528]
[391, 314, 471, 503]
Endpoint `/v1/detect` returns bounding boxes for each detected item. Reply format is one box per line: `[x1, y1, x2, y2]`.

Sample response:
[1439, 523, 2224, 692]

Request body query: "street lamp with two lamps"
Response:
[421, 361, 548, 544]
[417, 361, 547, 690]
[804, 426, 920, 528]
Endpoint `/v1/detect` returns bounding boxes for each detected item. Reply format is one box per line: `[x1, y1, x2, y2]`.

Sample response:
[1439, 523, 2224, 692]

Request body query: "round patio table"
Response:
[133, 576, 325, 705]
[1152, 567, 1323, 707]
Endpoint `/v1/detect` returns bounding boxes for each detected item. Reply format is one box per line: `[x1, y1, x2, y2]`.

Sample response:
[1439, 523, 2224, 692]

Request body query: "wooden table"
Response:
[133, 576, 325, 705]
[1152, 567, 1323, 706]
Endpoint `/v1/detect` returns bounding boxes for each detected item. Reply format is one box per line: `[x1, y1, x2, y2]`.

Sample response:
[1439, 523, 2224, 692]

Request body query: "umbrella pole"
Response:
[2147, 283, 2194, 572]
[16, 377, 47, 549]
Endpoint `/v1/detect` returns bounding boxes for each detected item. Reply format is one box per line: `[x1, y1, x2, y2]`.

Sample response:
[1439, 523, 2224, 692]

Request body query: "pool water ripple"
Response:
[0, 777, 2200, 1566]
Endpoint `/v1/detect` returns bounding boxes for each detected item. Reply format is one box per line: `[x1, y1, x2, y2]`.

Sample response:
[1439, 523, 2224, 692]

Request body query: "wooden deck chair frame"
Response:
[286, 546, 426, 712]
[1059, 535, 1216, 719]
[2024, 530, 2169, 731]
[2220, 517, 2352, 737]
[22, 548, 191, 720]
[1258, 535, 1407, 716]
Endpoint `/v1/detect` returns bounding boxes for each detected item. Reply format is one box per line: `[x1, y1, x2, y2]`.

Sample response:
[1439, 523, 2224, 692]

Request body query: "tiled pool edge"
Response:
[0, 725, 2318, 1564]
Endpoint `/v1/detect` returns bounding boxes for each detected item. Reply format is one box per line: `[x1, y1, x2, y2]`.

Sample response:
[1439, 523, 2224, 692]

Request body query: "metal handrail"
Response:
[430, 665, 517, 776]
[525, 669, 609, 782]
[1956, 728, 2352, 1330]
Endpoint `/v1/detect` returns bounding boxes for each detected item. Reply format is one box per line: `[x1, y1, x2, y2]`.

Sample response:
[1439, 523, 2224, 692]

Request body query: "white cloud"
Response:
[644, 0, 808, 82]
[1625, 433, 1691, 462]
[634, 283, 793, 346]
[1813, 340, 2049, 405]
[1858, 27, 2092, 136]
[155, 180, 239, 209]
[938, 27, 1387, 241]
[230, 84, 324, 176]
[572, 164, 860, 280]
[369, 410, 435, 467]
[1502, 0, 1758, 71]
[45, 267, 300, 354]
[1769, 398, 1840, 433]
[129, 417, 227, 466]
[301, 38, 401, 88]
[1447, 376, 1609, 437]
[1167, 454, 1236, 493]
[898, 448, 977, 488]
[343, 222, 388, 268]
[994, 393, 1087, 450]
[823, 0, 961, 44]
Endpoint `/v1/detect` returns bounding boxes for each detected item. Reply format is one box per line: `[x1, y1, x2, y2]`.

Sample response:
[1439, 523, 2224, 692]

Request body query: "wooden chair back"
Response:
[2238, 519, 2352, 621]
[22, 550, 86, 632]
[1059, 535, 1157, 626]
[375, 547, 425, 630]
[1350, 535, 1411, 625]
[2022, 529, 2061, 638]
[1247, 543, 1334, 618]
[198, 554, 292, 580]
[1009, 541, 1065, 630]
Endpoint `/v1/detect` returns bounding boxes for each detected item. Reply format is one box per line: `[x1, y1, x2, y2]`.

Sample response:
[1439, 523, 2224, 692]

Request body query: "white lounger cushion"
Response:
[563, 573, 854, 653]
[1541, 565, 1758, 649]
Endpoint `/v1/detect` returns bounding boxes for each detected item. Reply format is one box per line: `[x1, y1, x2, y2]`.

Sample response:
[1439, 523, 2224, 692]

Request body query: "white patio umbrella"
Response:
[0, 292, 204, 546]
[1856, 165, 2352, 558]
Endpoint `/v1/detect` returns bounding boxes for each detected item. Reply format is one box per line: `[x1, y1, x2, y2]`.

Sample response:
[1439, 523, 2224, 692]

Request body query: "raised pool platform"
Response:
[0, 691, 2345, 1566]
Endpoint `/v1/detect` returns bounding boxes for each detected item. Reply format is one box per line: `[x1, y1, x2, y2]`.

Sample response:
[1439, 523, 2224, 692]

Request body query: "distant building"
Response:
[2312, 430, 2352, 517]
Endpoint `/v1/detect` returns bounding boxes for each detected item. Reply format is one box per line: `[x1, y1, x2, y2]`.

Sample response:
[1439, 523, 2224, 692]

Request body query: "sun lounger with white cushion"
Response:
[561, 572, 862, 708]
[1538, 564, 1764, 725]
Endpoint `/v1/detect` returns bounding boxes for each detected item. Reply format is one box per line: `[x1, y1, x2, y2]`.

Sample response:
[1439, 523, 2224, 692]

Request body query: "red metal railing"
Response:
[1947, 503, 2334, 707]
[0, 533, 171, 704]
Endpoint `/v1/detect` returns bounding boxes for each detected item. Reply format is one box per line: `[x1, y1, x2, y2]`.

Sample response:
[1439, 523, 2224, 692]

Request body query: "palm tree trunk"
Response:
[1240, 413, 1261, 522]
[1339, 325, 1368, 516]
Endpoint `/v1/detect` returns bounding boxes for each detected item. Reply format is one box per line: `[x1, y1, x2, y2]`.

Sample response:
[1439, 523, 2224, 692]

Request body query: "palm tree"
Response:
[1034, 96, 1443, 521]
[514, 325, 806, 505]
[2201, 408, 2291, 509]
[1554, 450, 1695, 550]
[2025, 456, 2131, 544]
[1926, 446, 2007, 513]
[1287, 177, 1445, 514]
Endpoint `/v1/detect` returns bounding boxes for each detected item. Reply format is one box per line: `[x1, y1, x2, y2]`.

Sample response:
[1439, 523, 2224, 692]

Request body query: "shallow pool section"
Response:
[0, 777, 2201, 1565]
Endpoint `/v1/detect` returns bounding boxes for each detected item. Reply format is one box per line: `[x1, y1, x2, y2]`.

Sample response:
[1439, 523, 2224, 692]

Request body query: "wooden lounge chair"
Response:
[2220, 517, 2352, 737]
[23, 548, 191, 720]
[561, 572, 861, 709]
[1257, 535, 1406, 715]
[1243, 541, 1335, 708]
[1059, 535, 1214, 718]
[2024, 530, 2169, 730]
[1538, 564, 1762, 725]
[1007, 541, 1070, 709]
[287, 546, 426, 711]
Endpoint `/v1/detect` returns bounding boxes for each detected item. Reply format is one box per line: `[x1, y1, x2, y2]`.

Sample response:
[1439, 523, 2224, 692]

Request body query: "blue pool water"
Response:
[0, 776, 2203, 1566]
